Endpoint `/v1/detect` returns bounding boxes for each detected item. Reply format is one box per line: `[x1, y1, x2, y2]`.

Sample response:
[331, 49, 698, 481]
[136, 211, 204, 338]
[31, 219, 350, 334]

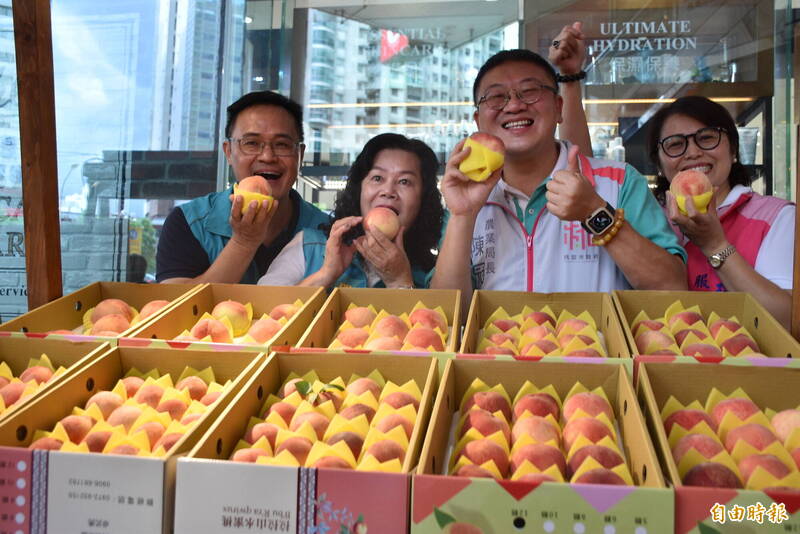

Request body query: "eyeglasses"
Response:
[658, 127, 727, 158]
[230, 137, 302, 157]
[477, 83, 558, 111]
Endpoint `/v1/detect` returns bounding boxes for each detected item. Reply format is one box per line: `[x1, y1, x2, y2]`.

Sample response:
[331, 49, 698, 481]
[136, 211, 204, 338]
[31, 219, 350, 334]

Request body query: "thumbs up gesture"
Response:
[545, 145, 606, 221]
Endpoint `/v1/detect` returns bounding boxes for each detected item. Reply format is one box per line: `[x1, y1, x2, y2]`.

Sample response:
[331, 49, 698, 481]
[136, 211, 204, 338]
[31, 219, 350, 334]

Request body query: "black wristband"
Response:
[556, 70, 587, 83]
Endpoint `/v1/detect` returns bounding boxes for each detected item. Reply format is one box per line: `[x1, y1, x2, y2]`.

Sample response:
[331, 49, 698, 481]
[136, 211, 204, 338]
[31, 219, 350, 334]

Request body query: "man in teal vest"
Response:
[156, 91, 329, 284]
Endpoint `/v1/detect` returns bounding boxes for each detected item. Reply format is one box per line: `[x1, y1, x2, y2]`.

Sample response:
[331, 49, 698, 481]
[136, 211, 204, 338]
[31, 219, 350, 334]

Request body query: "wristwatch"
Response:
[708, 245, 736, 269]
[581, 202, 616, 236]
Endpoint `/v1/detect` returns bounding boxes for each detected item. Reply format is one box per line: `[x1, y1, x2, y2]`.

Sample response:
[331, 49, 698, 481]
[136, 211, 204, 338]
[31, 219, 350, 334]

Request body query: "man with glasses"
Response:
[157, 91, 328, 284]
[431, 49, 687, 299]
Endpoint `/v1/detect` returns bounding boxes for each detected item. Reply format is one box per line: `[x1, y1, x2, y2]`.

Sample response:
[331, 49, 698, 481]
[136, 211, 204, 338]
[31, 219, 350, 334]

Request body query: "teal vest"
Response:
[301, 228, 430, 288]
[180, 188, 329, 284]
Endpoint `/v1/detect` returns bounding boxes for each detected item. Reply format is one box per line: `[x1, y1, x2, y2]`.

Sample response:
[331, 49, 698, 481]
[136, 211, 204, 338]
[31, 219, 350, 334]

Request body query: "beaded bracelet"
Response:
[592, 208, 625, 246]
[556, 70, 587, 83]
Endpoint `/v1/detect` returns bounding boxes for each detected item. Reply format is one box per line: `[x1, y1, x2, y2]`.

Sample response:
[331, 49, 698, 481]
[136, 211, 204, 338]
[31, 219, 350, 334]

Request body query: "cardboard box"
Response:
[0, 336, 108, 422]
[123, 283, 325, 352]
[638, 361, 800, 533]
[613, 290, 800, 361]
[0, 281, 202, 341]
[295, 287, 461, 353]
[460, 290, 631, 360]
[0, 346, 263, 534]
[174, 351, 438, 534]
[412, 358, 673, 533]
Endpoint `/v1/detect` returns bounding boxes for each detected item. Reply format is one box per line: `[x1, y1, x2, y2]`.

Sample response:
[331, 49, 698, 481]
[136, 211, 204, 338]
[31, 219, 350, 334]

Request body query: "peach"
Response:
[339, 403, 375, 422]
[566, 348, 603, 358]
[523, 311, 556, 328]
[107, 405, 143, 431]
[375, 413, 415, 438]
[344, 307, 377, 328]
[245, 422, 281, 449]
[373, 315, 409, 339]
[557, 334, 595, 347]
[382, 391, 419, 410]
[281, 378, 303, 398]
[521, 325, 553, 342]
[454, 464, 498, 478]
[180, 413, 203, 425]
[514, 393, 559, 421]
[681, 343, 722, 358]
[672, 433, 724, 463]
[459, 439, 508, 476]
[327, 431, 364, 458]
[510, 443, 566, 475]
[364, 207, 400, 239]
[491, 319, 519, 332]
[562, 418, 614, 451]
[682, 462, 741, 488]
[134, 384, 165, 408]
[19, 365, 53, 384]
[337, 328, 369, 348]
[470, 131, 505, 153]
[711, 397, 761, 425]
[555, 318, 589, 335]
[721, 334, 760, 356]
[364, 336, 403, 351]
[290, 412, 330, 440]
[157, 398, 189, 420]
[109, 444, 141, 455]
[772, 409, 800, 442]
[90, 314, 130, 334]
[91, 298, 134, 323]
[86, 391, 124, 419]
[190, 318, 232, 343]
[671, 169, 712, 196]
[366, 439, 405, 463]
[511, 416, 560, 445]
[663, 409, 717, 434]
[634, 331, 675, 354]
[59, 415, 94, 444]
[311, 456, 352, 469]
[200, 391, 222, 405]
[231, 447, 272, 463]
[463, 391, 512, 422]
[738, 454, 791, 482]
[275, 436, 312, 465]
[567, 445, 624, 478]
[668, 310, 704, 327]
[709, 319, 741, 338]
[238, 176, 271, 195]
[314, 390, 343, 411]
[515, 473, 556, 484]
[0, 382, 24, 406]
[724, 423, 778, 451]
[175, 376, 208, 401]
[0, 376, 8, 389]
[269, 303, 300, 321]
[404, 328, 444, 351]
[138, 300, 170, 320]
[531, 339, 559, 354]
[211, 300, 249, 335]
[133, 421, 166, 448]
[346, 377, 381, 400]
[460, 409, 510, 441]
[83, 431, 112, 453]
[674, 328, 709, 346]
[563, 392, 613, 421]
[247, 317, 283, 343]
[483, 345, 516, 355]
[29, 437, 63, 450]
[121, 376, 144, 398]
[633, 319, 665, 333]
[267, 401, 296, 425]
[573, 468, 626, 485]
[409, 308, 447, 332]
[154, 432, 183, 452]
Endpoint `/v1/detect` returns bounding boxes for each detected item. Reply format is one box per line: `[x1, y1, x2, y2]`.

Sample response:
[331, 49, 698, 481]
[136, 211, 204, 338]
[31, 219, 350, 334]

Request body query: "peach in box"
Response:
[513, 393, 559, 421]
[738, 454, 792, 482]
[663, 409, 717, 433]
[682, 462, 742, 488]
[562, 417, 614, 451]
[567, 444, 625, 478]
[511, 415, 560, 444]
[563, 392, 613, 421]
[344, 307, 376, 328]
[409, 308, 447, 332]
[364, 207, 400, 239]
[711, 397, 760, 425]
[511, 443, 566, 475]
[463, 391, 512, 422]
[672, 433, 723, 463]
[459, 438, 509, 477]
[460, 409, 510, 441]
[772, 409, 800, 442]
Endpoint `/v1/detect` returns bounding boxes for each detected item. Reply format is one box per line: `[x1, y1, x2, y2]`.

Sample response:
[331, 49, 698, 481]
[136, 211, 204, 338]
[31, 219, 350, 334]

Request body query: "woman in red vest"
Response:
[647, 96, 794, 327]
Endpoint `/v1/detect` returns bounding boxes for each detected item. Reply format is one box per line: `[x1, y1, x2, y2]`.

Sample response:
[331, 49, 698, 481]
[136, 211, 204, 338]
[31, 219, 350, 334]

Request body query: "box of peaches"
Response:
[638, 362, 800, 533]
[0, 346, 263, 534]
[613, 290, 800, 360]
[0, 281, 202, 340]
[459, 290, 631, 360]
[411, 358, 673, 534]
[122, 282, 326, 352]
[293, 286, 461, 353]
[173, 352, 438, 534]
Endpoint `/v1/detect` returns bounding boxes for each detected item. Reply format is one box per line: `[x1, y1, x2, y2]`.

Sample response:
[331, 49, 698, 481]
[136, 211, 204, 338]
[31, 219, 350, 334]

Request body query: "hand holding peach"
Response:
[458, 132, 505, 182]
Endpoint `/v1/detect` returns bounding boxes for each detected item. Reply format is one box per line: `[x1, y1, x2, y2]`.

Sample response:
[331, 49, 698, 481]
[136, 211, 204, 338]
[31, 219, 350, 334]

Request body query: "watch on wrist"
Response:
[581, 202, 616, 236]
[708, 244, 736, 269]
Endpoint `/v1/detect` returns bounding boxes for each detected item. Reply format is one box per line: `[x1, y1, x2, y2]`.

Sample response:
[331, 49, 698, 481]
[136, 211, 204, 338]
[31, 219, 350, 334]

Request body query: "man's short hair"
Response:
[225, 91, 304, 142]
[473, 49, 559, 105]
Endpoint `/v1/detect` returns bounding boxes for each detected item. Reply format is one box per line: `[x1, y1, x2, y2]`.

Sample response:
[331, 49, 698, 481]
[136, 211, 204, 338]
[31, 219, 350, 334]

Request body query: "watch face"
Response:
[587, 210, 614, 233]
[709, 255, 722, 268]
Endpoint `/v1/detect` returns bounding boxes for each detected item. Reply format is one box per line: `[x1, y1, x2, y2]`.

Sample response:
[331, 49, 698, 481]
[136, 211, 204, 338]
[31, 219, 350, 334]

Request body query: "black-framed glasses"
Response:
[658, 127, 727, 158]
[476, 83, 558, 110]
[229, 137, 302, 157]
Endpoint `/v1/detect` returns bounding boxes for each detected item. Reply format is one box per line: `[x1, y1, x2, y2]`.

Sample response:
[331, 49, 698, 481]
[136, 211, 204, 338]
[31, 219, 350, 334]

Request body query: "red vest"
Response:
[680, 192, 791, 291]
